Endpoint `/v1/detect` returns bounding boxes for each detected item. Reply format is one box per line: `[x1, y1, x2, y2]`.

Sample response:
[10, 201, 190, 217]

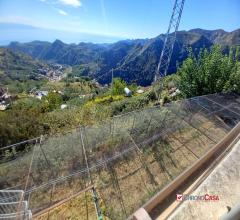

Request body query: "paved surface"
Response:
[168, 138, 240, 220]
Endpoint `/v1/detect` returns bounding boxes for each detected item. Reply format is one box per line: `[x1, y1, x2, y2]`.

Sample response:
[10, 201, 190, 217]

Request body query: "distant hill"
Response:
[0, 48, 48, 92]
[188, 29, 240, 45]
[7, 28, 240, 86]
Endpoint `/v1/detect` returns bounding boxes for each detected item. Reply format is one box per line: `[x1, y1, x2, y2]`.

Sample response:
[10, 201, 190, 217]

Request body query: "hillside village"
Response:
[0, 87, 11, 110]
[0, 58, 67, 110]
[37, 63, 65, 82]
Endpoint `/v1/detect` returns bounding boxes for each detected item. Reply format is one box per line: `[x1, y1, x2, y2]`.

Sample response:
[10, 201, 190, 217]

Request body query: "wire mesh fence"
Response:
[0, 190, 32, 220]
[0, 93, 239, 219]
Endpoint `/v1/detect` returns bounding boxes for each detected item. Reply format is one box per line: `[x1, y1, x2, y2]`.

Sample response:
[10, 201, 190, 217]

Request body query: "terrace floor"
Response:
[168, 137, 240, 220]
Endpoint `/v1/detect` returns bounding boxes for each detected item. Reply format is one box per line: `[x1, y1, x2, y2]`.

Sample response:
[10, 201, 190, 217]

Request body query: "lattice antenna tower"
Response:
[154, 0, 185, 82]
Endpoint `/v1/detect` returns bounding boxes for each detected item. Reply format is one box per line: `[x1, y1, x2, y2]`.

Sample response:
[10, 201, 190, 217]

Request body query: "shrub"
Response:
[112, 78, 127, 95]
[178, 45, 240, 97]
[111, 94, 150, 115]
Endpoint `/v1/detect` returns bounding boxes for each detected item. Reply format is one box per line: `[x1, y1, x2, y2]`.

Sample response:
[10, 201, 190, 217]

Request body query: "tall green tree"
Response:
[112, 78, 127, 95]
[43, 91, 63, 111]
[178, 45, 240, 97]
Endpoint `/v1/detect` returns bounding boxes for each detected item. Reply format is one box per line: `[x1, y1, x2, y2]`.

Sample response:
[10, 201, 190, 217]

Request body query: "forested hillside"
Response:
[0, 48, 48, 92]
[8, 28, 240, 85]
[1, 44, 239, 148]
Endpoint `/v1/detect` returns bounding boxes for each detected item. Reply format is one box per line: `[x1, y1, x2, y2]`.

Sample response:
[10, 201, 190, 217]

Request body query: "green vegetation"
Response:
[0, 108, 45, 147]
[110, 91, 156, 115]
[0, 48, 48, 93]
[112, 78, 127, 95]
[8, 29, 240, 86]
[42, 92, 63, 111]
[177, 45, 240, 97]
[0, 75, 145, 147]
[1, 45, 240, 148]
[70, 64, 96, 78]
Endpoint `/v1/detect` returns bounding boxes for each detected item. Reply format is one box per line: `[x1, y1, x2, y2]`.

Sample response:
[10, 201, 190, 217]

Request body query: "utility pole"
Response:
[111, 68, 114, 97]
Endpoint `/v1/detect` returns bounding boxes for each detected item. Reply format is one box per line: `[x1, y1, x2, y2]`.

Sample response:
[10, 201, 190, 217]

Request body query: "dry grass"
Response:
[34, 191, 97, 220]
[33, 113, 228, 219]
[0, 103, 230, 220]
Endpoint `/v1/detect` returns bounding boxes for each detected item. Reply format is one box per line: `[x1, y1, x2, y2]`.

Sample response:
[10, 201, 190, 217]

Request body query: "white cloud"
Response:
[58, 9, 68, 16]
[58, 0, 82, 7]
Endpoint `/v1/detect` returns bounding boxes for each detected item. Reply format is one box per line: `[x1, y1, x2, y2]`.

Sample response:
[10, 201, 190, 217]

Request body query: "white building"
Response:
[61, 104, 68, 110]
[124, 87, 132, 97]
[36, 91, 48, 100]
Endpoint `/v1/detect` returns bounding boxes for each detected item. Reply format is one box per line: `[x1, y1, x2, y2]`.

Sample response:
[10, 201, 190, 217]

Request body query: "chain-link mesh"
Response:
[0, 93, 239, 219]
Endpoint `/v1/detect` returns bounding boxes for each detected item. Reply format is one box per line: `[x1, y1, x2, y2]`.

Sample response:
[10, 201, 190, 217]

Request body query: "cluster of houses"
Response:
[29, 89, 64, 100]
[29, 89, 68, 110]
[0, 88, 11, 111]
[38, 64, 64, 82]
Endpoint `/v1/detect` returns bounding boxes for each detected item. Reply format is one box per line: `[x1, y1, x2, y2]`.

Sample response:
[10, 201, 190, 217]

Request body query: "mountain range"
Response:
[6, 28, 240, 86]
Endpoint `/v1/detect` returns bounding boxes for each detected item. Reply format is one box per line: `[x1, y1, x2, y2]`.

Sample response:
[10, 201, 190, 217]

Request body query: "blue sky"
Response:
[0, 0, 239, 41]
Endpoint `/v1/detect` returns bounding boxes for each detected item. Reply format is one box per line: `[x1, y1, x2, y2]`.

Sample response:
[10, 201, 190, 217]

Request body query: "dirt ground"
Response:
[31, 113, 229, 220]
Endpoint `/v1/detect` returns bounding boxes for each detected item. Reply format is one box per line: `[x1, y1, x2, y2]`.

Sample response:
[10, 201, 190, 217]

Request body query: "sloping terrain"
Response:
[1, 93, 239, 220]
[0, 48, 48, 89]
[7, 28, 240, 85]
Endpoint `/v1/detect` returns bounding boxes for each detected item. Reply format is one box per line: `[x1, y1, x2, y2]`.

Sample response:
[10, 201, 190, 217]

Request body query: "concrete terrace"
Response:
[168, 137, 240, 220]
